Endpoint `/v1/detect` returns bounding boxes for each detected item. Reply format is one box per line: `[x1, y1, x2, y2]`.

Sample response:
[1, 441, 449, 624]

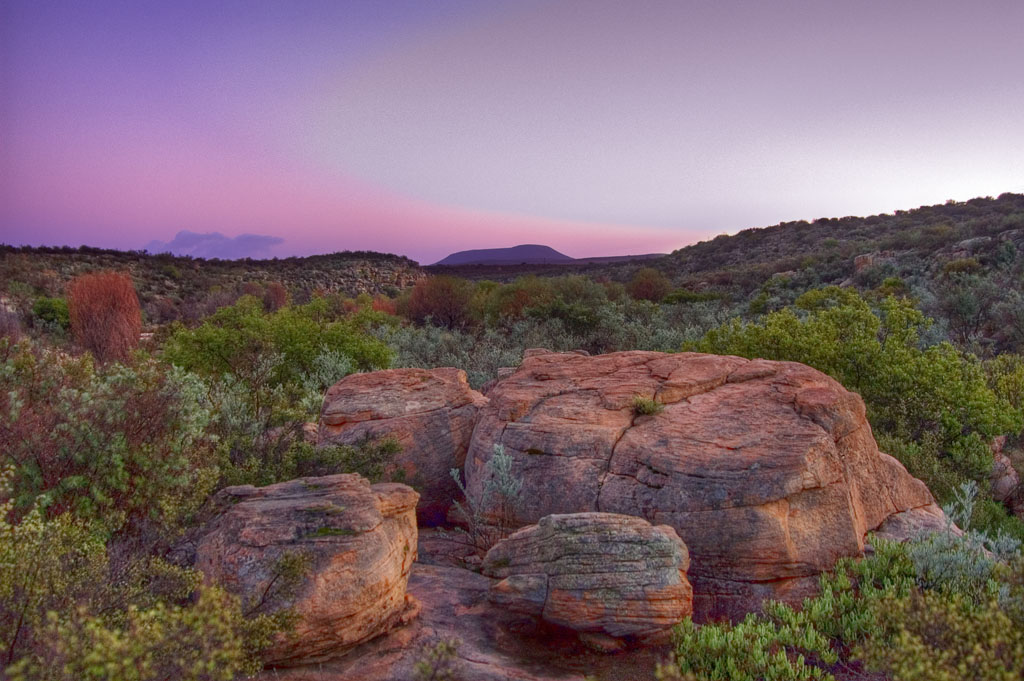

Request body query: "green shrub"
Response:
[218, 436, 401, 488]
[670, 615, 834, 681]
[0, 487, 106, 667]
[31, 296, 70, 330]
[6, 586, 270, 681]
[449, 444, 523, 554]
[632, 395, 664, 416]
[857, 590, 1024, 681]
[413, 638, 460, 681]
[0, 339, 215, 535]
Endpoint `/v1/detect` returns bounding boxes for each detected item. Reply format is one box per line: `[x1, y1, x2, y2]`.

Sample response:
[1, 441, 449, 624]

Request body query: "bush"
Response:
[857, 590, 1024, 681]
[0, 488, 106, 667]
[632, 395, 664, 416]
[0, 338, 215, 535]
[670, 615, 834, 681]
[407, 276, 475, 329]
[68, 271, 142, 362]
[31, 296, 69, 330]
[163, 296, 391, 426]
[449, 444, 522, 555]
[627, 267, 672, 302]
[413, 638, 460, 681]
[262, 282, 289, 312]
[7, 586, 266, 681]
[218, 436, 401, 488]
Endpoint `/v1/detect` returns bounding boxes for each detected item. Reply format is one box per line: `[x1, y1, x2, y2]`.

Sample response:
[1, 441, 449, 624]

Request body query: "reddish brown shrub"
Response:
[263, 282, 289, 311]
[371, 295, 397, 316]
[68, 271, 142, 362]
[626, 267, 671, 302]
[407, 275, 474, 328]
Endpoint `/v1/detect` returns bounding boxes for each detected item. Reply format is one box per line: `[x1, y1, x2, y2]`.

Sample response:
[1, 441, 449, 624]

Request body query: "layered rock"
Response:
[193, 474, 419, 666]
[465, 350, 936, 620]
[481, 513, 692, 645]
[318, 368, 487, 525]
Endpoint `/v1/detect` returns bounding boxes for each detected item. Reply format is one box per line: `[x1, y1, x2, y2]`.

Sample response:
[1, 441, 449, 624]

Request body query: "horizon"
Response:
[3, 1, 1023, 264]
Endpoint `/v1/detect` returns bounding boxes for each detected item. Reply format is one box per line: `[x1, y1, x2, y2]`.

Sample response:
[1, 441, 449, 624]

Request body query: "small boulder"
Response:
[318, 368, 487, 525]
[481, 512, 693, 644]
[193, 474, 419, 666]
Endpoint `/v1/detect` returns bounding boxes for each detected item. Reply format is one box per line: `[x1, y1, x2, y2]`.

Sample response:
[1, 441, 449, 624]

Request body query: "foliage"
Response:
[0, 338, 215, 535]
[413, 638, 460, 681]
[218, 436, 401, 488]
[406, 275, 475, 329]
[0, 477, 107, 666]
[626, 267, 672, 302]
[632, 395, 664, 416]
[670, 615, 834, 681]
[448, 444, 523, 555]
[856, 590, 1024, 681]
[6, 586, 269, 681]
[164, 296, 390, 400]
[67, 271, 142, 362]
[31, 296, 70, 330]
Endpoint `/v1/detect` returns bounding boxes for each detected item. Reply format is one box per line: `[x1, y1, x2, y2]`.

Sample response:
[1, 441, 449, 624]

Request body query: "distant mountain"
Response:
[433, 244, 668, 266]
[434, 244, 574, 266]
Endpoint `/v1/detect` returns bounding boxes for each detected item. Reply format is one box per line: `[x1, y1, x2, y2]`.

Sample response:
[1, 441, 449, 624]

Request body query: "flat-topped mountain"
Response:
[434, 244, 575, 266]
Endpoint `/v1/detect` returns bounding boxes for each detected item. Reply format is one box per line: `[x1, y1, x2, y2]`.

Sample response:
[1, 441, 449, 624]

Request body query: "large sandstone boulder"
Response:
[318, 368, 487, 525]
[465, 350, 936, 620]
[481, 513, 692, 645]
[193, 474, 419, 666]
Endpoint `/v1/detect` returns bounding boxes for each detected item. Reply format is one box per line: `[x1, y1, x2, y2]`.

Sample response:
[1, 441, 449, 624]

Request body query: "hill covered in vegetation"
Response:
[0, 245, 423, 325]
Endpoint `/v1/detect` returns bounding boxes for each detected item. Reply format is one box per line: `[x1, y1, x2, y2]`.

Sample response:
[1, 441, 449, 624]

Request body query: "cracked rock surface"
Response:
[482, 513, 693, 641]
[318, 367, 487, 525]
[193, 475, 419, 666]
[465, 350, 936, 620]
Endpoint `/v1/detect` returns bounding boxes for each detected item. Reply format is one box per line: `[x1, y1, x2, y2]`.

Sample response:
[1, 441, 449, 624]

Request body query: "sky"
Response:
[2, 0, 1022, 264]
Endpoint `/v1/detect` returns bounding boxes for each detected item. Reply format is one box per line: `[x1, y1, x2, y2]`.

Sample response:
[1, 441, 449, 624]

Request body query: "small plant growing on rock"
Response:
[413, 638, 460, 681]
[632, 395, 664, 416]
[448, 444, 523, 555]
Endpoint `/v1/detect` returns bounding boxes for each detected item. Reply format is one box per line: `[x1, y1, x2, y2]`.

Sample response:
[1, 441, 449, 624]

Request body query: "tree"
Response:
[67, 271, 141, 362]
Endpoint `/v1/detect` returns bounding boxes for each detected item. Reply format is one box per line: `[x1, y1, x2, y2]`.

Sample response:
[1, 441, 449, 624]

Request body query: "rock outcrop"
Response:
[990, 436, 1020, 507]
[193, 474, 419, 666]
[481, 513, 692, 646]
[465, 350, 936, 620]
[318, 368, 487, 525]
[258, 563, 669, 681]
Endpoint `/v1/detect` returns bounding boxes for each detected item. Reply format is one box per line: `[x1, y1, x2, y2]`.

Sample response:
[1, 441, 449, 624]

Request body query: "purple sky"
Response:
[2, 0, 1022, 264]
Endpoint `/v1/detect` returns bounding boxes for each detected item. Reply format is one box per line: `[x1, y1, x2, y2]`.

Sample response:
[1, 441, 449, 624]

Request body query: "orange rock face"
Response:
[482, 513, 693, 642]
[318, 368, 487, 525]
[465, 350, 936, 620]
[193, 475, 419, 666]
